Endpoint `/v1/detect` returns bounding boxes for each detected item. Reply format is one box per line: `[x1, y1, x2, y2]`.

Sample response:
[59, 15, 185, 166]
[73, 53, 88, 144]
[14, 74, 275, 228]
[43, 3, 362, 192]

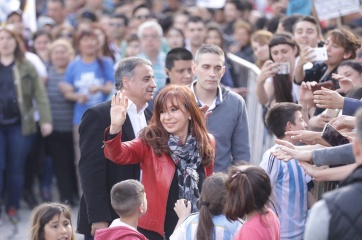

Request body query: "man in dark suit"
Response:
[77, 57, 156, 240]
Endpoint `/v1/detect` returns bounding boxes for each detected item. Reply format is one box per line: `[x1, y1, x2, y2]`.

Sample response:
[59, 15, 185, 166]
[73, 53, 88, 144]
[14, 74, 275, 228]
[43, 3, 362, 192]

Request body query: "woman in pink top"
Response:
[224, 165, 280, 240]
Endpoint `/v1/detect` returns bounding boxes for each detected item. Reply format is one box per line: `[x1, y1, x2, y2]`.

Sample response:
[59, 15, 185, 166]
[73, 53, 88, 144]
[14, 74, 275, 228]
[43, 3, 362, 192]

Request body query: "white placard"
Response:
[314, 0, 360, 20]
[197, 0, 226, 9]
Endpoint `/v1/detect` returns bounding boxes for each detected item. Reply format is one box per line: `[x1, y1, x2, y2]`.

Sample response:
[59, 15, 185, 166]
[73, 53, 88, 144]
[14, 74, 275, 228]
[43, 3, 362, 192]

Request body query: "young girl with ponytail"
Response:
[170, 173, 242, 240]
[224, 165, 280, 240]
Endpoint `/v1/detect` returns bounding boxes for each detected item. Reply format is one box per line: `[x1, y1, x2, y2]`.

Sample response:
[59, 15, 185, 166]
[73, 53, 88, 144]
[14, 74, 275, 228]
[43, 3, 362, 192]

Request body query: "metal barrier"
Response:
[227, 53, 275, 165]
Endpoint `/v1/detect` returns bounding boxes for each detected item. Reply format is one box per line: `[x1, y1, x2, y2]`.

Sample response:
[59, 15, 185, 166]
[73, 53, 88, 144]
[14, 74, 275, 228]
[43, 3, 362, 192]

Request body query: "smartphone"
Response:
[311, 81, 335, 92]
[311, 48, 328, 61]
[274, 62, 290, 75]
[321, 123, 350, 146]
[322, 108, 340, 118]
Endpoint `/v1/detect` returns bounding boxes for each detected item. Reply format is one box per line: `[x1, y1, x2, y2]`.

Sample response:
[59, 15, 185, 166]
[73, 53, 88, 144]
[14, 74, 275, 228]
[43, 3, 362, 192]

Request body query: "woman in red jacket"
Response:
[103, 84, 215, 240]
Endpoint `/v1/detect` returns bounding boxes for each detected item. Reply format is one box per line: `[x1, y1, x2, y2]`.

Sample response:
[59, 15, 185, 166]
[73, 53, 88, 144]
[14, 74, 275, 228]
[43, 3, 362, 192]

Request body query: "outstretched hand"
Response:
[272, 139, 313, 163]
[109, 90, 128, 134]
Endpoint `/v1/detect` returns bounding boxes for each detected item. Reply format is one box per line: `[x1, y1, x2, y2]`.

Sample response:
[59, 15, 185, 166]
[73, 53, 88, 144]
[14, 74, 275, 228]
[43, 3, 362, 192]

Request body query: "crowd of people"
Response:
[1, 0, 362, 239]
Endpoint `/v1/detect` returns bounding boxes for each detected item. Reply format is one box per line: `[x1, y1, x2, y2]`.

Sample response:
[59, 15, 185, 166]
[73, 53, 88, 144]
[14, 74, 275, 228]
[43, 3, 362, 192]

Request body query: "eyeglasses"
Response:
[135, 14, 151, 20]
[60, 32, 73, 38]
[109, 22, 124, 28]
[141, 34, 160, 40]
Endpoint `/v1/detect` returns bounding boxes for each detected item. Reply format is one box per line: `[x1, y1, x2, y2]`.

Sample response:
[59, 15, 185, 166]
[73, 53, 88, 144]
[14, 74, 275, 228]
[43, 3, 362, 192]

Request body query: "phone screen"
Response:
[321, 124, 350, 146]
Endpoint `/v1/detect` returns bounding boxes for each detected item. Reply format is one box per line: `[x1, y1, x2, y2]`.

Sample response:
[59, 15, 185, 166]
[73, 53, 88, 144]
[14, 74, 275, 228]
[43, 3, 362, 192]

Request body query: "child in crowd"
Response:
[224, 165, 280, 240]
[94, 180, 147, 240]
[260, 102, 312, 239]
[30, 202, 75, 240]
[170, 172, 242, 240]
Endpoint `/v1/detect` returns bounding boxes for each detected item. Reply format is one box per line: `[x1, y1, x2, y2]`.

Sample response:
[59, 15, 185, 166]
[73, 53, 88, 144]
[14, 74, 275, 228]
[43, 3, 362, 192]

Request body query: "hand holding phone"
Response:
[310, 48, 328, 62]
[321, 123, 350, 146]
[273, 62, 290, 75]
[311, 81, 335, 92]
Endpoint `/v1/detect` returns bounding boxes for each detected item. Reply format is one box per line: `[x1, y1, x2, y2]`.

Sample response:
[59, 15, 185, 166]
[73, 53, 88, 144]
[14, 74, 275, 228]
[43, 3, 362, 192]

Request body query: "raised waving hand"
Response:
[109, 90, 129, 134]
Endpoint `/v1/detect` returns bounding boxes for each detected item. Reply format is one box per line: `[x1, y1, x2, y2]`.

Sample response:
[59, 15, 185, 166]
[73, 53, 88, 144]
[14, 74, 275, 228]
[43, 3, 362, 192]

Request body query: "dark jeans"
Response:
[46, 131, 78, 202]
[24, 128, 53, 199]
[0, 123, 34, 210]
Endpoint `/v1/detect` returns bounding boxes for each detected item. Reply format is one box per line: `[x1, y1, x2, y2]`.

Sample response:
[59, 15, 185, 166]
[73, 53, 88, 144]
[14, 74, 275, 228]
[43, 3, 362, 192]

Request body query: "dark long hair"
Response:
[196, 173, 228, 240]
[139, 84, 214, 166]
[269, 33, 298, 103]
[30, 203, 75, 240]
[224, 166, 271, 221]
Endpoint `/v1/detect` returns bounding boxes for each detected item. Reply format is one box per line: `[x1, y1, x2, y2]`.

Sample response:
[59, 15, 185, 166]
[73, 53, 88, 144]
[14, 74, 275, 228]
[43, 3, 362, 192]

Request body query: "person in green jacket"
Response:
[0, 26, 52, 223]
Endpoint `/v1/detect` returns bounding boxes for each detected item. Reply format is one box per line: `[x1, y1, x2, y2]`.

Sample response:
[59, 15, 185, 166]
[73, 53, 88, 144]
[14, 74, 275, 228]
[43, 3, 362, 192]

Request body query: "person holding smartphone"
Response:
[304, 29, 361, 130]
[256, 33, 299, 106]
[293, 16, 323, 85]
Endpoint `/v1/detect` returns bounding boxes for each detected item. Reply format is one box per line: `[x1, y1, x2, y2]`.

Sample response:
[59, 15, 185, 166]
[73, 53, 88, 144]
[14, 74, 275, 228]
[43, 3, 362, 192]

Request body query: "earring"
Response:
[188, 116, 191, 120]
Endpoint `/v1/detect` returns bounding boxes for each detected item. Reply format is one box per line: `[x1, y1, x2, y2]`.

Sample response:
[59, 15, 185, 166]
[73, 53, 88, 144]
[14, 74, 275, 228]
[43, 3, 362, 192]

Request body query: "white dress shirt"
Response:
[127, 99, 148, 137]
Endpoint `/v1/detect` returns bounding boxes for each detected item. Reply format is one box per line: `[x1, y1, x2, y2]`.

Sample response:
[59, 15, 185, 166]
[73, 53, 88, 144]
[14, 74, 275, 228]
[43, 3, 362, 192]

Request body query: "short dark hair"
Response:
[165, 48, 193, 70]
[280, 14, 303, 33]
[265, 102, 302, 138]
[293, 16, 321, 35]
[339, 60, 362, 74]
[269, 32, 299, 59]
[225, 0, 243, 11]
[111, 13, 128, 26]
[111, 180, 145, 217]
[132, 4, 149, 17]
[187, 16, 205, 26]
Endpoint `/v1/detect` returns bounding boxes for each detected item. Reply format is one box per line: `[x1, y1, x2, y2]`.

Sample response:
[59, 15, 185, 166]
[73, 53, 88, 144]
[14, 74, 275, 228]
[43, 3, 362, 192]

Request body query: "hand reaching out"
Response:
[272, 139, 313, 163]
[313, 87, 344, 109]
[332, 73, 353, 94]
[285, 130, 324, 145]
[174, 199, 191, 220]
[329, 115, 356, 131]
[109, 90, 128, 134]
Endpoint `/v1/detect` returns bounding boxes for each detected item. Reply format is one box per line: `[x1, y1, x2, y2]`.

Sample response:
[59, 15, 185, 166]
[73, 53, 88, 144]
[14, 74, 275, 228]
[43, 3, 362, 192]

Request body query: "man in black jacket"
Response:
[304, 108, 362, 240]
[77, 57, 156, 240]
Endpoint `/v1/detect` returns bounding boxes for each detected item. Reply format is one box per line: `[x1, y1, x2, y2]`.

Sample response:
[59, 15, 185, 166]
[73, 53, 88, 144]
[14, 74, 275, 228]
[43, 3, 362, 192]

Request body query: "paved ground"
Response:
[0, 202, 83, 240]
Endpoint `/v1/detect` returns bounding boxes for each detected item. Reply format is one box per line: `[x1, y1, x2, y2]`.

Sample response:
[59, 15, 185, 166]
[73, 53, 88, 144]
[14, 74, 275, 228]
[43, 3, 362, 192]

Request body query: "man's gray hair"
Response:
[194, 44, 225, 64]
[115, 57, 152, 90]
[137, 20, 163, 39]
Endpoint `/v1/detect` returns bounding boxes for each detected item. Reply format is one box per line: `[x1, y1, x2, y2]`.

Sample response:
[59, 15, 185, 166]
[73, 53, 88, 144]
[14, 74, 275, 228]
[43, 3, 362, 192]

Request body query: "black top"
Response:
[164, 164, 205, 239]
[0, 61, 20, 125]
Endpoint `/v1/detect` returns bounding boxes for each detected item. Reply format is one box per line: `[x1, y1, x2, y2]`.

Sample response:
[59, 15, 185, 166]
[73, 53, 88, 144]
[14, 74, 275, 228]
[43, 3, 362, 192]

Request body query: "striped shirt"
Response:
[260, 144, 311, 240]
[170, 214, 242, 240]
[137, 52, 167, 90]
[46, 65, 74, 132]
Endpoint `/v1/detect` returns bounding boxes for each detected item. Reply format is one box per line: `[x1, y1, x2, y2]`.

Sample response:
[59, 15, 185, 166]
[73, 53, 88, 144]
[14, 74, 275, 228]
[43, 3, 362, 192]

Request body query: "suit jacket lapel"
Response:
[122, 113, 135, 140]
[145, 108, 153, 122]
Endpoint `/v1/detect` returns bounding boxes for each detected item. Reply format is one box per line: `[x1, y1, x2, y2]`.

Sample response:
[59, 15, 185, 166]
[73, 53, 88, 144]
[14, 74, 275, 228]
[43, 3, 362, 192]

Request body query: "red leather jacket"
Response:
[103, 128, 214, 236]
